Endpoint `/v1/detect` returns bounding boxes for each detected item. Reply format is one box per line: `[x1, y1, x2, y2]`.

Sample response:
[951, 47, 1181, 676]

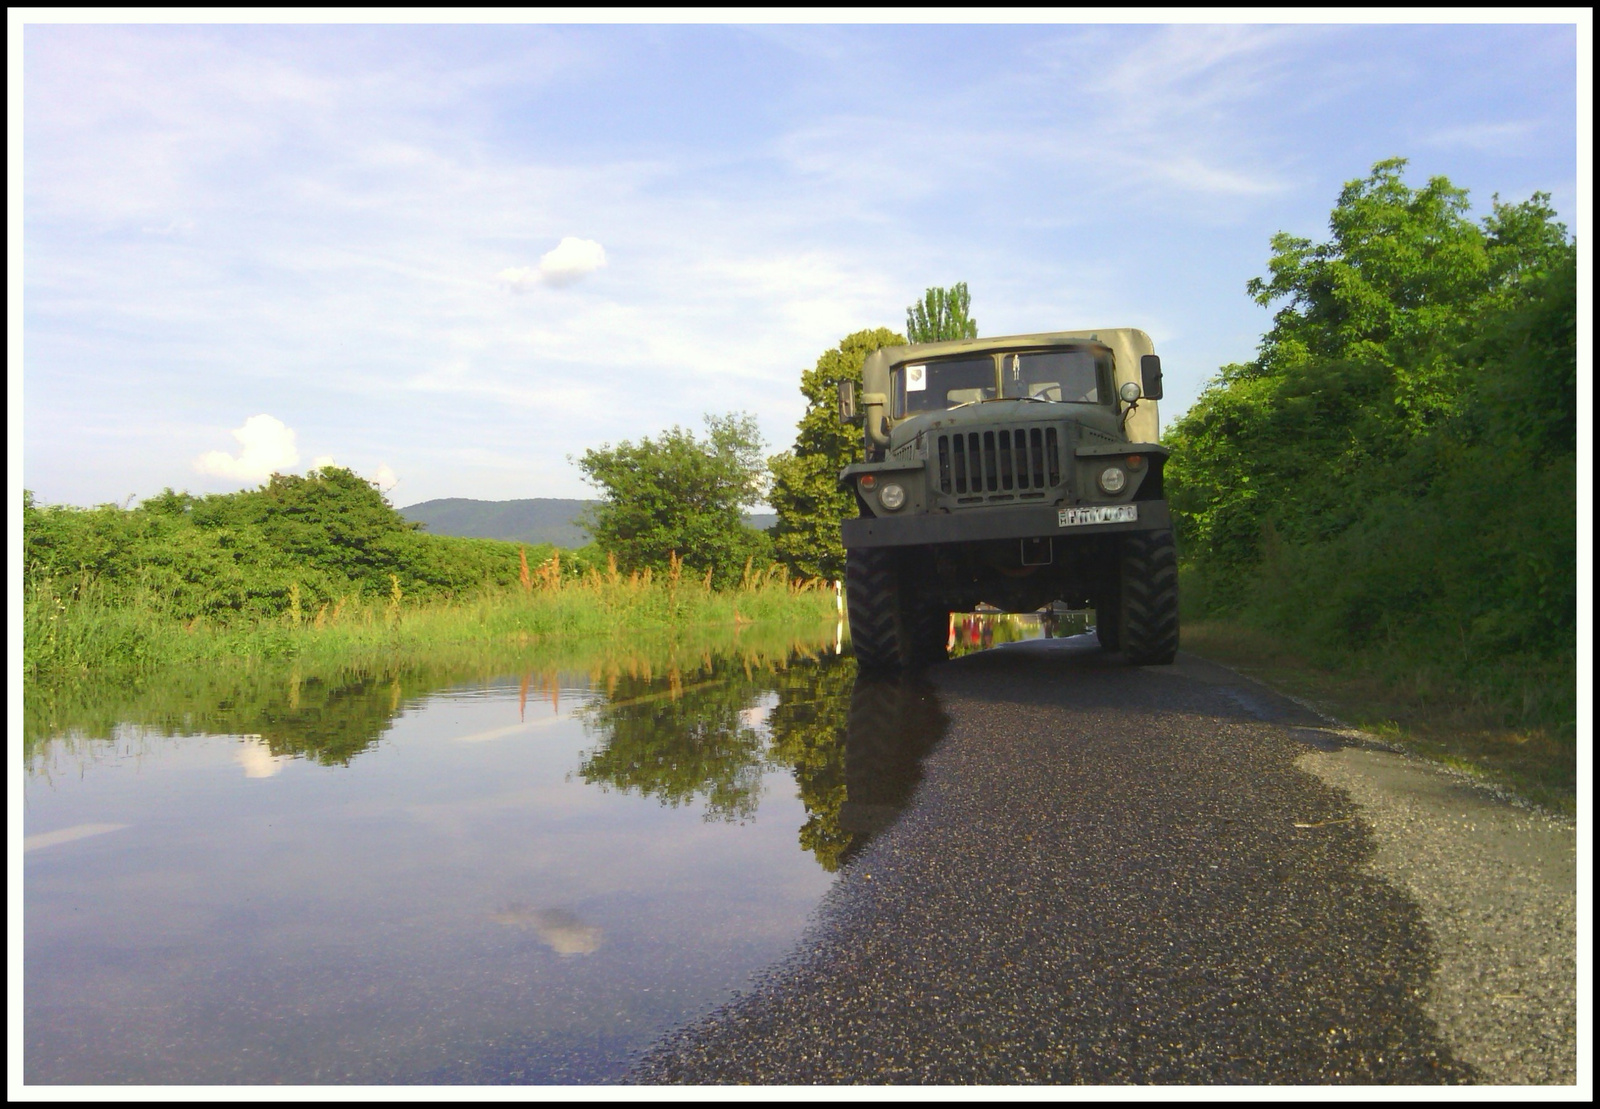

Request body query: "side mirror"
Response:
[1140, 354, 1163, 400]
[838, 380, 857, 422]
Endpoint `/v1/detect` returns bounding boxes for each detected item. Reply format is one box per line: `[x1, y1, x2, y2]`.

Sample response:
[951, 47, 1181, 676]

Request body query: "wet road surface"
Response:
[635, 635, 1572, 1085]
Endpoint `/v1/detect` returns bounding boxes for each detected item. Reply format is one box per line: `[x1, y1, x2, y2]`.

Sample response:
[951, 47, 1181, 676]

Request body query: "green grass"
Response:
[24, 559, 841, 687]
[1182, 618, 1576, 816]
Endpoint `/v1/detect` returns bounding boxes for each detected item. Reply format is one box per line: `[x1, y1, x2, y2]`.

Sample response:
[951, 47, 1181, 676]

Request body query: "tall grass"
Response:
[25, 550, 841, 686]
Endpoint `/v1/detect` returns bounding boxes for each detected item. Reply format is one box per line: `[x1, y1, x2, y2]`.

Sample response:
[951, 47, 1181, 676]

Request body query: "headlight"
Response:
[1098, 467, 1126, 494]
[879, 483, 906, 510]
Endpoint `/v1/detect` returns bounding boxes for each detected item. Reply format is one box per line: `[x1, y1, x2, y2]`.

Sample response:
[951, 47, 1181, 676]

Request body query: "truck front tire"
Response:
[1118, 529, 1179, 665]
[846, 547, 948, 671]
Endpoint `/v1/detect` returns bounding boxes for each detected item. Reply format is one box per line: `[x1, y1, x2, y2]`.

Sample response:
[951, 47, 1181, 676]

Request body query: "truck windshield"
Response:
[1001, 350, 1102, 403]
[894, 357, 996, 415]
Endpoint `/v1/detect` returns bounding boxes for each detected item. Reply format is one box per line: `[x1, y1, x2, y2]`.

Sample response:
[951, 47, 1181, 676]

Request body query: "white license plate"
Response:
[1058, 504, 1138, 528]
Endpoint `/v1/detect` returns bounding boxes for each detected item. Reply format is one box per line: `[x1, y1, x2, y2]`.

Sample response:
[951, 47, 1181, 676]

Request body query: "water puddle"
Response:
[22, 635, 945, 1084]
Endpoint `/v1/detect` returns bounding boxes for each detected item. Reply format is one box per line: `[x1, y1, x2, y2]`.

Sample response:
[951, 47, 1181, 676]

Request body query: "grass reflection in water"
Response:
[26, 617, 950, 872]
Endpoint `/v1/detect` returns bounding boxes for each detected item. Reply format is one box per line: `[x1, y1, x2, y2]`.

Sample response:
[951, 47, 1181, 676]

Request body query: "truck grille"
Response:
[935, 427, 1061, 495]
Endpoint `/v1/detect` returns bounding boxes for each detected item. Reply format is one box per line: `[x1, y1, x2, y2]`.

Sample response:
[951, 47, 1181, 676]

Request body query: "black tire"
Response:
[1119, 529, 1179, 665]
[846, 547, 907, 671]
[845, 547, 947, 671]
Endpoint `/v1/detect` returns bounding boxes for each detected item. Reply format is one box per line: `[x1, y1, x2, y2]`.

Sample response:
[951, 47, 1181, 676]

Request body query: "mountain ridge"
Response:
[399, 497, 776, 546]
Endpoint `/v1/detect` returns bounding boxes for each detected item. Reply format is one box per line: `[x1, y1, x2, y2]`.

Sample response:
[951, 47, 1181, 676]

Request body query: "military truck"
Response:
[837, 329, 1177, 670]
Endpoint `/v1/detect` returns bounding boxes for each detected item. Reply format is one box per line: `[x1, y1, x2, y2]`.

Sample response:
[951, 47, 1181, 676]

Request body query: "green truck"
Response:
[837, 329, 1178, 670]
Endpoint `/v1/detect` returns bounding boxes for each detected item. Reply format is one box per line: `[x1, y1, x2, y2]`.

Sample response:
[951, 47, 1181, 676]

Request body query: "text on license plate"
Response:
[1058, 504, 1138, 528]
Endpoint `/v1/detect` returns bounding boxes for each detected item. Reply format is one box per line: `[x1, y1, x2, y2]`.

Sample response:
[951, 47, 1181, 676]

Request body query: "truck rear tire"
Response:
[845, 547, 947, 671]
[1119, 529, 1179, 665]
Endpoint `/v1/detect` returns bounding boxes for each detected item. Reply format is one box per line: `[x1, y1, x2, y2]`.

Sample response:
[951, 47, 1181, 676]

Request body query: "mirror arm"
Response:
[860, 392, 890, 448]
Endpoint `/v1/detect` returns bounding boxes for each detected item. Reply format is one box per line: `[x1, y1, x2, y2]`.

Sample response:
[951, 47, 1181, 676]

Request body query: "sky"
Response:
[17, 16, 1584, 509]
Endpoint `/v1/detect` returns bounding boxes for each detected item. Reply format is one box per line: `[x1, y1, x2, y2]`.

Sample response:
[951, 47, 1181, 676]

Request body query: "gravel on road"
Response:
[634, 637, 1562, 1085]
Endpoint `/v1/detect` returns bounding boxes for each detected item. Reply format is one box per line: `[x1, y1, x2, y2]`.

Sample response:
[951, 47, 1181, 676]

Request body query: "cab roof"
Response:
[862, 328, 1153, 374]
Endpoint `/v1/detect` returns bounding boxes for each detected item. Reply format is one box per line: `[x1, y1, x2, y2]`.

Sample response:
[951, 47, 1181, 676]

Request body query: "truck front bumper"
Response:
[842, 500, 1171, 549]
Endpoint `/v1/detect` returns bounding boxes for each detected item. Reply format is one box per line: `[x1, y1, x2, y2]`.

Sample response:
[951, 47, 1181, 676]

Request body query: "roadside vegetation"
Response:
[24, 465, 836, 686]
[575, 413, 776, 587]
[1165, 158, 1576, 809]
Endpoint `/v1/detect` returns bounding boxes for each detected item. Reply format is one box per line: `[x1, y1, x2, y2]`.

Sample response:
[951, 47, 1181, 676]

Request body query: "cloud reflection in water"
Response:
[490, 905, 602, 956]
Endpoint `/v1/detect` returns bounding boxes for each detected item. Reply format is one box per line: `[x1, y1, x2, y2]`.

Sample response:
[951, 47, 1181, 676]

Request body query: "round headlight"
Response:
[879, 482, 906, 511]
[1098, 467, 1127, 494]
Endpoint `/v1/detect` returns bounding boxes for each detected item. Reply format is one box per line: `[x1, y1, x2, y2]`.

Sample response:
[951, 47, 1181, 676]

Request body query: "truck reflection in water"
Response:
[836, 675, 949, 864]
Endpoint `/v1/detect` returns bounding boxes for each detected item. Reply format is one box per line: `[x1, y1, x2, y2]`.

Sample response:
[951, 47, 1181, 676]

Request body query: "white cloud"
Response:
[194, 414, 299, 482]
[373, 463, 398, 491]
[537, 236, 607, 286]
[311, 454, 336, 469]
[496, 238, 606, 292]
[237, 739, 289, 779]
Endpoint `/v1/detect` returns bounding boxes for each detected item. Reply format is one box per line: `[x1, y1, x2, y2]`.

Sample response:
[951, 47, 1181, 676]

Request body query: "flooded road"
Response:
[24, 635, 904, 1084]
[23, 618, 1574, 1085]
[637, 634, 1574, 1086]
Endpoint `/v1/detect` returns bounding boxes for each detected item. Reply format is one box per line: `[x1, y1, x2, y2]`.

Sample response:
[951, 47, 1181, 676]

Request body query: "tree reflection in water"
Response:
[579, 659, 949, 871]
[576, 667, 773, 823]
[27, 635, 952, 871]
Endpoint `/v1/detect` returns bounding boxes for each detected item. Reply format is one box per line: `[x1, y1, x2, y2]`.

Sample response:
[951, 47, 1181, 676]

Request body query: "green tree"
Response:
[1166, 157, 1571, 578]
[905, 282, 978, 342]
[24, 467, 532, 625]
[1161, 157, 1574, 743]
[768, 328, 904, 580]
[576, 414, 769, 586]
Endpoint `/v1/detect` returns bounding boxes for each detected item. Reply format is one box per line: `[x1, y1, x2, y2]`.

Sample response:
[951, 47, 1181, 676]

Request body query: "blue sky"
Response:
[19, 18, 1582, 508]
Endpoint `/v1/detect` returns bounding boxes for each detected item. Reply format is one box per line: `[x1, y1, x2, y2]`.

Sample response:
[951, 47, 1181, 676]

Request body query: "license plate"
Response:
[1058, 504, 1138, 528]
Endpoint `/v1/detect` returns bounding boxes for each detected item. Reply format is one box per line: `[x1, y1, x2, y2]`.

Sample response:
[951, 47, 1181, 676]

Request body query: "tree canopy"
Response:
[905, 282, 978, 343]
[24, 467, 533, 621]
[576, 413, 770, 587]
[768, 328, 905, 580]
[1163, 157, 1574, 736]
[1167, 157, 1573, 576]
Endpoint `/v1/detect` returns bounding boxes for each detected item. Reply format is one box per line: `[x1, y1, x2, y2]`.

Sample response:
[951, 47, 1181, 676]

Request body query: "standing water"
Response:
[23, 634, 936, 1084]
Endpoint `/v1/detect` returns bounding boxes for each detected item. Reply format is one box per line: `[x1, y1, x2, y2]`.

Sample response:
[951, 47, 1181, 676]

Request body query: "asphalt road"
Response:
[633, 635, 1577, 1086]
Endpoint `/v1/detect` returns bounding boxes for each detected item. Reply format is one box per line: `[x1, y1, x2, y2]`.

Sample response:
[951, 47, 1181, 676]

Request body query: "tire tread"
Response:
[1120, 530, 1180, 665]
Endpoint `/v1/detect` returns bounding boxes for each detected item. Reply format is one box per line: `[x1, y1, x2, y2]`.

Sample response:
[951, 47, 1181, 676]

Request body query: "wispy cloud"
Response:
[22, 24, 1577, 506]
[1422, 120, 1541, 153]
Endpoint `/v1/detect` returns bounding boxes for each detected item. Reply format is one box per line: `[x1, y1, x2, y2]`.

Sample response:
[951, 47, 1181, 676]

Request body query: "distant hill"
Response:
[399, 498, 594, 547]
[399, 497, 777, 546]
